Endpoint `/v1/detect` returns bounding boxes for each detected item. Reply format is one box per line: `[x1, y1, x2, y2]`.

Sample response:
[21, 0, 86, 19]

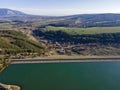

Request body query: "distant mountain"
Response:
[48, 14, 120, 27]
[1, 8, 120, 27]
[0, 8, 28, 17]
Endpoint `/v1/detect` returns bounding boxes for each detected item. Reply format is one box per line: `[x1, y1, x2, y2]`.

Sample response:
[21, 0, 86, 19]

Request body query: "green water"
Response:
[0, 62, 120, 90]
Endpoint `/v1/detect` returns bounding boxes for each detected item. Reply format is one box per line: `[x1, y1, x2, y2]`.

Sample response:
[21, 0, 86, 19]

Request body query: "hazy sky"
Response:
[0, 0, 120, 16]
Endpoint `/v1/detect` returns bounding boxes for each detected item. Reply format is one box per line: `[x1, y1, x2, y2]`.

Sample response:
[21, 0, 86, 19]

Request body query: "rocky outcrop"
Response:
[0, 83, 21, 90]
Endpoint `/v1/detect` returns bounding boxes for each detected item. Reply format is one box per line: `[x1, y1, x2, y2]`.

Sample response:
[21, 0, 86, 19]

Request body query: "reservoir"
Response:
[0, 62, 120, 90]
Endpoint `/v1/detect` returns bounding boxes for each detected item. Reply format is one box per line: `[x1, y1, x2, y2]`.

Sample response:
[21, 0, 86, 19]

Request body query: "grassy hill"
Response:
[35, 26, 120, 44]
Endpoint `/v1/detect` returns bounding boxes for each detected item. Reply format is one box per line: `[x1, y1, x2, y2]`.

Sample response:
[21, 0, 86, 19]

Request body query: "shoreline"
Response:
[0, 66, 7, 73]
[0, 63, 11, 73]
[11, 57, 120, 64]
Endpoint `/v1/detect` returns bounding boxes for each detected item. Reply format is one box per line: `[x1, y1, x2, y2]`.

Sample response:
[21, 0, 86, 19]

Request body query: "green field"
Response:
[44, 26, 120, 35]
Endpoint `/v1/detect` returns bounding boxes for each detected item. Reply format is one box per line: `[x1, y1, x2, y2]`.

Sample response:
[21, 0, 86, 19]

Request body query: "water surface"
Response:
[0, 62, 120, 90]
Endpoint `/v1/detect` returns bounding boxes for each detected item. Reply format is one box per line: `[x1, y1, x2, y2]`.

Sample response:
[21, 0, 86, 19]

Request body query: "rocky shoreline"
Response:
[0, 83, 21, 90]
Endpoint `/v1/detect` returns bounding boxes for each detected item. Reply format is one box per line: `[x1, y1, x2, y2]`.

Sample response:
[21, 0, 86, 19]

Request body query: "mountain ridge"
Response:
[0, 8, 28, 17]
[1, 8, 120, 27]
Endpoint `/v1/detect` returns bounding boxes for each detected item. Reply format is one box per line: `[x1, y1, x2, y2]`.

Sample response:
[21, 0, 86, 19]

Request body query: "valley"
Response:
[0, 0, 120, 89]
[0, 8, 120, 73]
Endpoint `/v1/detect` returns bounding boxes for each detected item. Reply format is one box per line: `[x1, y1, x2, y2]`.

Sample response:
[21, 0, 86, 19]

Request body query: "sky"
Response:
[0, 0, 120, 16]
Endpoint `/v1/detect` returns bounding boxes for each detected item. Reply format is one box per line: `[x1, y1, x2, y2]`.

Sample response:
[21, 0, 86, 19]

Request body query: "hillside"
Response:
[34, 26, 120, 56]
[47, 14, 120, 28]
[0, 30, 46, 71]
[0, 30, 45, 57]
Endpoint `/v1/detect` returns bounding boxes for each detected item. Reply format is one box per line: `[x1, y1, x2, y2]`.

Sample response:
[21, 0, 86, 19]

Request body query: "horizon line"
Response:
[1, 8, 120, 16]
